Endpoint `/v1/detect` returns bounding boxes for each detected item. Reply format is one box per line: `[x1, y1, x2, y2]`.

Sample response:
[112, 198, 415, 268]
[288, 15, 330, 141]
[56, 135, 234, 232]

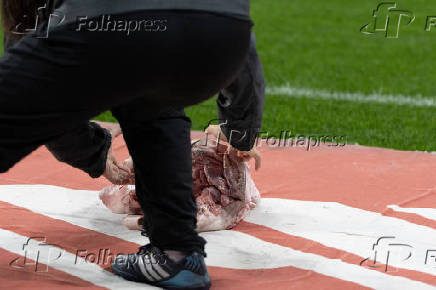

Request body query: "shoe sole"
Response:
[112, 265, 211, 290]
[165, 286, 211, 290]
[112, 264, 146, 282]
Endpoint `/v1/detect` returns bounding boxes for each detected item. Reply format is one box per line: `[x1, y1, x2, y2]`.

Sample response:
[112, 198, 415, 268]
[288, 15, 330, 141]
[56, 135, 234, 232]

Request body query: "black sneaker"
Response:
[111, 244, 211, 290]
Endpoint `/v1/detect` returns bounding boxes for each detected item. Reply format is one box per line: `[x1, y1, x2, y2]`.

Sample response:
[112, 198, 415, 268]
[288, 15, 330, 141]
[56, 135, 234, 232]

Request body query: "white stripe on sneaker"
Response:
[151, 256, 170, 278]
[145, 259, 162, 281]
[138, 255, 155, 281]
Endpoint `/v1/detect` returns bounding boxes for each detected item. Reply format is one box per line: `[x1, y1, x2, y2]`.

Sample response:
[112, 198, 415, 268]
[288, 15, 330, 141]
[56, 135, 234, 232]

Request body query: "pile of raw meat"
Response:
[99, 138, 261, 232]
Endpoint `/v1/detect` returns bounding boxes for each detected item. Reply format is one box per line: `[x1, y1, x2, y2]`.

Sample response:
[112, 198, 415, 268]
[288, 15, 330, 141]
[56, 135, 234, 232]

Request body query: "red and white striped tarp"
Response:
[1, 130, 435, 289]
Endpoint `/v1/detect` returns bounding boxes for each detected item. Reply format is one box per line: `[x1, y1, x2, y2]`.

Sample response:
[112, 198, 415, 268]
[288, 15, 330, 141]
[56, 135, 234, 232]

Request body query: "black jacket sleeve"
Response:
[217, 32, 265, 151]
[45, 122, 112, 178]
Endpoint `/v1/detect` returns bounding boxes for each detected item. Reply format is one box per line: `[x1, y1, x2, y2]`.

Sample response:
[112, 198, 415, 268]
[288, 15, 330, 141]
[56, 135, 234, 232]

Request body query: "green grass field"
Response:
[1, 0, 435, 151]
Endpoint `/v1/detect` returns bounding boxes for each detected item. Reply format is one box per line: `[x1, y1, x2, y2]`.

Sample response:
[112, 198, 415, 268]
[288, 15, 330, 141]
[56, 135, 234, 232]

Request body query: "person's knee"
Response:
[0, 150, 24, 173]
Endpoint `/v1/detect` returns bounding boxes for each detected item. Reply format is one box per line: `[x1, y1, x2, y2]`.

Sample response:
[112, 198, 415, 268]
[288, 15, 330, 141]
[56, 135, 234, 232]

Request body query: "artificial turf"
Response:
[1, 0, 435, 151]
[183, 0, 436, 152]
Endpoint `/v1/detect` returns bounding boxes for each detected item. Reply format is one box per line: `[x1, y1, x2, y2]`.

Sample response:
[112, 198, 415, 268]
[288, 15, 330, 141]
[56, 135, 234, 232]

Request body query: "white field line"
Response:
[266, 85, 436, 107]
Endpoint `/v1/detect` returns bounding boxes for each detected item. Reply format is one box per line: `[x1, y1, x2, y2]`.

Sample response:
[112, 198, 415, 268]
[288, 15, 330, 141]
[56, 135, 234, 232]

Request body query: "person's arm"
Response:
[45, 121, 133, 184]
[216, 31, 265, 151]
[45, 121, 111, 177]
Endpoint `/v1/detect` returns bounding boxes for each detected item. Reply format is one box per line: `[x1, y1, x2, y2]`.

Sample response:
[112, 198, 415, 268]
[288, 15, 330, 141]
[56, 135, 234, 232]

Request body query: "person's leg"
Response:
[0, 21, 116, 173]
[106, 12, 251, 289]
[112, 107, 205, 254]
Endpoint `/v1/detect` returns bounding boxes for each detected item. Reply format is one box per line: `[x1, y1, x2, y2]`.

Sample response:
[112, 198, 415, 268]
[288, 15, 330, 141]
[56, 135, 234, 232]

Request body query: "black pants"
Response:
[0, 10, 252, 254]
[114, 108, 199, 252]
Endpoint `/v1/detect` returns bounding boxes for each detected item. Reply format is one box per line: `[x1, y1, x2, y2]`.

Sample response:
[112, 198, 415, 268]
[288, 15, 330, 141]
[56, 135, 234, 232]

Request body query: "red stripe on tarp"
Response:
[2, 132, 435, 216]
[251, 145, 436, 214]
[210, 266, 369, 290]
[383, 208, 436, 231]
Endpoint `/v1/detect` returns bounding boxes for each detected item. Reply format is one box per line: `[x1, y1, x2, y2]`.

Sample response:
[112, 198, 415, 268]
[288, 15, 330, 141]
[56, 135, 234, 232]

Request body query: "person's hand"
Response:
[103, 146, 133, 184]
[236, 148, 262, 171]
[106, 123, 122, 138]
[205, 125, 262, 171]
[205, 125, 228, 142]
[102, 124, 134, 184]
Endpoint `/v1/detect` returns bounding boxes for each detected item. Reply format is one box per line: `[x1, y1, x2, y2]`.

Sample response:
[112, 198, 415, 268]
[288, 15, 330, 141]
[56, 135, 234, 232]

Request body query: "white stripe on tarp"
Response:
[244, 198, 436, 276]
[0, 228, 158, 290]
[0, 185, 435, 289]
[266, 85, 436, 107]
[388, 204, 436, 222]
